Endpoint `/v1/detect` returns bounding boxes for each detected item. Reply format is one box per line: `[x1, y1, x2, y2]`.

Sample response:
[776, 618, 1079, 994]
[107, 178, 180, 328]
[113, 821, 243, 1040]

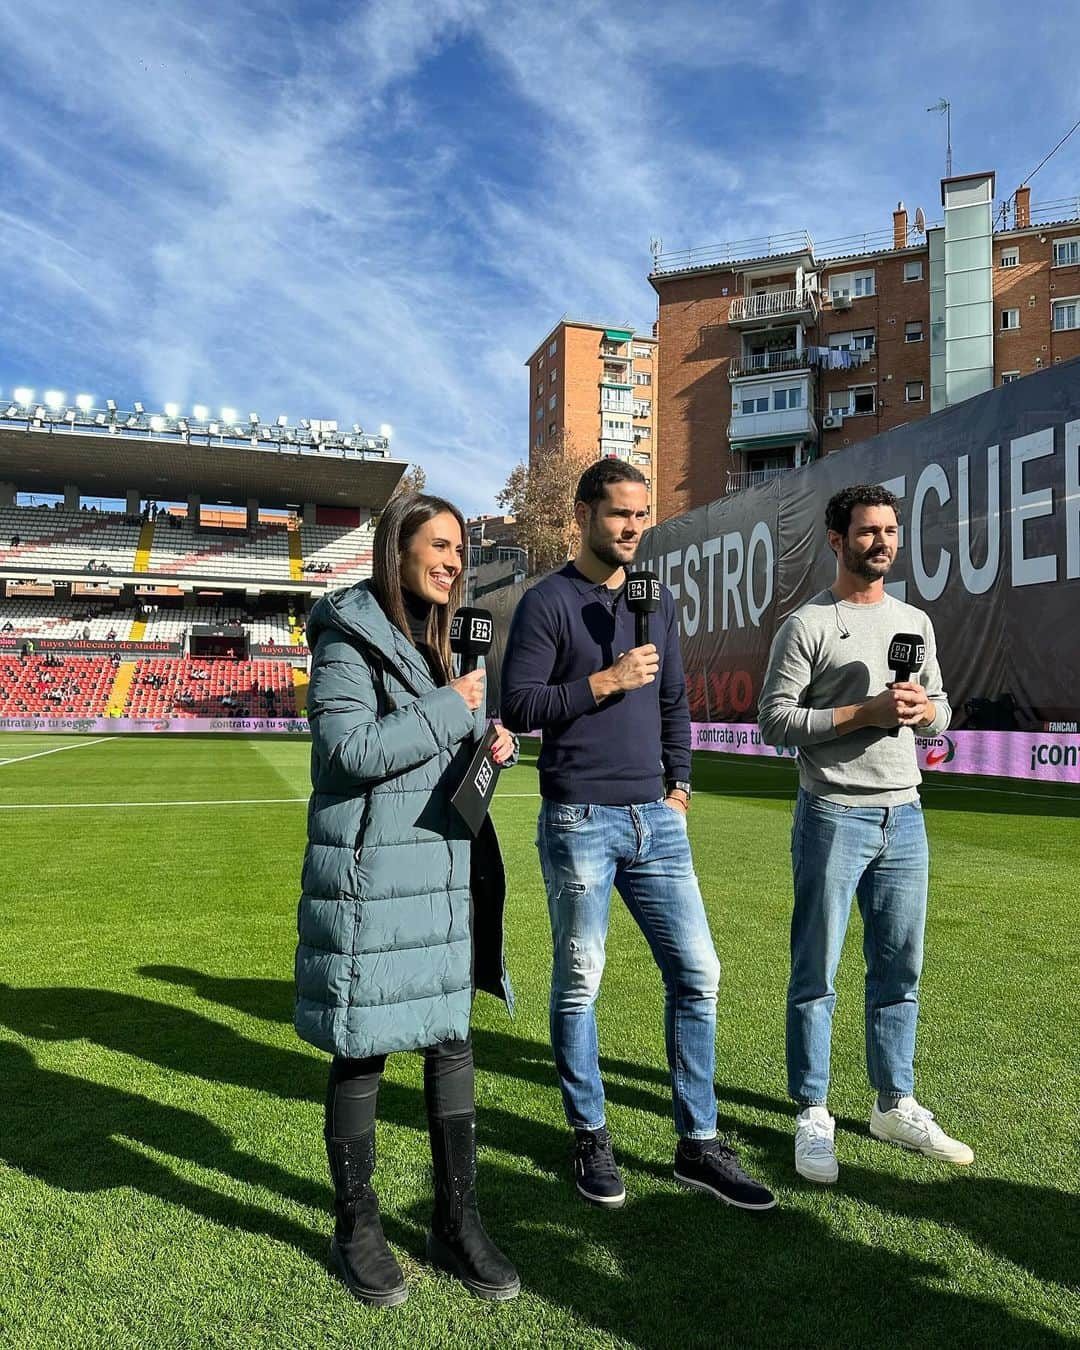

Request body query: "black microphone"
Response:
[625, 571, 661, 648]
[450, 607, 494, 675]
[887, 631, 926, 737]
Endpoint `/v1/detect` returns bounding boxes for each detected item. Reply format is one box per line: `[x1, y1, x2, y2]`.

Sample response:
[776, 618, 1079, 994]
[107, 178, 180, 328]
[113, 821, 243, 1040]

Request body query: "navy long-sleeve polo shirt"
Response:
[499, 562, 691, 805]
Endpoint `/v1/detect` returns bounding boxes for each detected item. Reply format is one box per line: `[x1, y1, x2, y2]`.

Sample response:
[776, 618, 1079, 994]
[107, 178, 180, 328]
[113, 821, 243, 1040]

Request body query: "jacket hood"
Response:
[305, 581, 435, 688]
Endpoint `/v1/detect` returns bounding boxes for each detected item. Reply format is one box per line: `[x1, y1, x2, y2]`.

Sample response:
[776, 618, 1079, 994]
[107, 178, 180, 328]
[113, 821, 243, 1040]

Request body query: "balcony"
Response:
[600, 345, 631, 362]
[600, 395, 633, 414]
[729, 348, 814, 379]
[600, 367, 633, 387]
[725, 466, 797, 494]
[728, 288, 817, 326]
[727, 405, 818, 444]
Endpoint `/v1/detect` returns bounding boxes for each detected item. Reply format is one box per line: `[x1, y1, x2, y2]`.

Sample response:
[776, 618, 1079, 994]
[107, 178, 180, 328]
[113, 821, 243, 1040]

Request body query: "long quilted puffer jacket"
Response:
[294, 581, 513, 1059]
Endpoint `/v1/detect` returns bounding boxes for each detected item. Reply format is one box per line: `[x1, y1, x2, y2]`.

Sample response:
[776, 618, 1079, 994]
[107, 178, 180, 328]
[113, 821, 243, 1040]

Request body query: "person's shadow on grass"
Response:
[0, 1040, 327, 1262]
[128, 968, 1079, 1298]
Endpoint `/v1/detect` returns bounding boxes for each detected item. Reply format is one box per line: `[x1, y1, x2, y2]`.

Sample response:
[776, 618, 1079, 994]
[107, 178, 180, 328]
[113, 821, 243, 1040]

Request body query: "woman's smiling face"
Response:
[400, 511, 464, 605]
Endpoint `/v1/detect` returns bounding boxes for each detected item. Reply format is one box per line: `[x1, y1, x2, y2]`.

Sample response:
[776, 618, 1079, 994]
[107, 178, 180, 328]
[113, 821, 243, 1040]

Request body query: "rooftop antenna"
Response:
[927, 98, 952, 177]
[914, 206, 926, 234]
[650, 236, 663, 263]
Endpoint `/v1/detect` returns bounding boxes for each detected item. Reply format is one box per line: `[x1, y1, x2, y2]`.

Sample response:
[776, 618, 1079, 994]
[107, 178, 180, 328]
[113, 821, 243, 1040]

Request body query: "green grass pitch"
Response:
[0, 733, 1077, 1348]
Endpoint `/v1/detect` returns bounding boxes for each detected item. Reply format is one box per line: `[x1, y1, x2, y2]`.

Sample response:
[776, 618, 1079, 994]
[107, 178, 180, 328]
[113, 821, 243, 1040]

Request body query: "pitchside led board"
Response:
[481, 356, 1080, 785]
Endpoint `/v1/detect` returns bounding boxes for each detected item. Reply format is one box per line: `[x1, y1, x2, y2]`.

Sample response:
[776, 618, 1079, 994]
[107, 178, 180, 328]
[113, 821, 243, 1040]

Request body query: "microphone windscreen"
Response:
[888, 632, 926, 672]
[450, 607, 494, 656]
[625, 571, 661, 614]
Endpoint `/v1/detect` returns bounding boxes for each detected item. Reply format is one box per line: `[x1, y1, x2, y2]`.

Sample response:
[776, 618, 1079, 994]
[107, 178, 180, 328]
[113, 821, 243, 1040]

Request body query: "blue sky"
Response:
[1, 0, 1077, 515]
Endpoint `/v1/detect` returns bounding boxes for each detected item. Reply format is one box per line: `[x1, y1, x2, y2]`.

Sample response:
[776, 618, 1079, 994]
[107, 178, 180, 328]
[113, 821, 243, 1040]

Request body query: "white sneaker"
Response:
[870, 1097, 974, 1165]
[795, 1105, 839, 1184]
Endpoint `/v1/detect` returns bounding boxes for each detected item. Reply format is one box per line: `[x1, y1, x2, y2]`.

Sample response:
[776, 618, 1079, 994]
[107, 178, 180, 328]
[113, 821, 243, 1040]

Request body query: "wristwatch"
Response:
[666, 778, 692, 802]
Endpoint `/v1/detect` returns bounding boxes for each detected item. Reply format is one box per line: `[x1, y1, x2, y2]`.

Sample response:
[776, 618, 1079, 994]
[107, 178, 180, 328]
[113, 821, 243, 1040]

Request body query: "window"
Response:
[828, 330, 852, 350]
[829, 275, 851, 300]
[773, 386, 803, 411]
[534, 405, 543, 422]
[535, 431, 543, 448]
[634, 425, 651, 440]
[548, 340, 557, 357]
[905, 321, 924, 343]
[851, 385, 876, 414]
[1053, 238, 1080, 267]
[903, 260, 924, 282]
[537, 354, 545, 371]
[548, 393, 557, 410]
[905, 381, 924, 402]
[1052, 299, 1079, 331]
[634, 371, 652, 386]
[1000, 248, 1019, 269]
[741, 395, 769, 415]
[548, 421, 556, 436]
[602, 417, 631, 439]
[828, 271, 873, 300]
[852, 328, 875, 351]
[854, 269, 875, 297]
[828, 391, 850, 414]
[633, 345, 651, 358]
[1001, 309, 1020, 330]
[633, 400, 651, 417]
[549, 370, 556, 385]
[1001, 371, 1020, 384]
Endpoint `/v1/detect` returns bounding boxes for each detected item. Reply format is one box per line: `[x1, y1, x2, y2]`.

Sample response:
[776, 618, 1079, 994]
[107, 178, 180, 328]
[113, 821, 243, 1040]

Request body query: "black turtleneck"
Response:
[401, 588, 444, 685]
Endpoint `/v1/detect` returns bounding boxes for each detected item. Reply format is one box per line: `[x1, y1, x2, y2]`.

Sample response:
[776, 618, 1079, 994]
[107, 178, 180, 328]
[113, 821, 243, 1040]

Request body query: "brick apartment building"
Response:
[525, 319, 658, 517]
[649, 171, 1080, 522]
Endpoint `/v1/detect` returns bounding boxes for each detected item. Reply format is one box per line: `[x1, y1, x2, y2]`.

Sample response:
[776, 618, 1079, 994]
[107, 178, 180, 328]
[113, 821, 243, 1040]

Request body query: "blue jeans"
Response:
[536, 799, 721, 1139]
[787, 789, 929, 1105]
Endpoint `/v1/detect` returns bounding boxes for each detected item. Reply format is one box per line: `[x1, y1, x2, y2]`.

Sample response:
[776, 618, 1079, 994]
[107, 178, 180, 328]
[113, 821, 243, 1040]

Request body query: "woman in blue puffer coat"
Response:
[295, 492, 519, 1306]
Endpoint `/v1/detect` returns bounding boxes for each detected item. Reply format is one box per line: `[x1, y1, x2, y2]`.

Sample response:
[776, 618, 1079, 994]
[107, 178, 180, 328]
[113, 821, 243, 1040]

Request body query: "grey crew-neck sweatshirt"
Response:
[757, 589, 951, 805]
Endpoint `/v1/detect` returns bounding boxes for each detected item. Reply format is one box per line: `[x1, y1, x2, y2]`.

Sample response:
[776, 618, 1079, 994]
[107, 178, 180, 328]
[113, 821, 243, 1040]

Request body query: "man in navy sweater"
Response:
[501, 460, 775, 1212]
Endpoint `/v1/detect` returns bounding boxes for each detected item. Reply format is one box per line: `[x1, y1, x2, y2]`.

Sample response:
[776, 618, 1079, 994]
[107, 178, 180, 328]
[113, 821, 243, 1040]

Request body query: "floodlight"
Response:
[164, 402, 180, 418]
[352, 423, 364, 434]
[63, 410, 76, 423]
[221, 407, 237, 424]
[14, 387, 33, 404]
[379, 423, 392, 439]
[5, 404, 17, 417]
[193, 404, 209, 421]
[44, 390, 64, 409]
[177, 417, 189, 433]
[276, 414, 288, 427]
[106, 399, 117, 412]
[299, 418, 310, 430]
[208, 421, 220, 435]
[150, 415, 165, 431]
[94, 413, 106, 426]
[34, 405, 46, 418]
[125, 415, 139, 428]
[75, 394, 94, 412]
[133, 402, 145, 414]
[249, 412, 259, 425]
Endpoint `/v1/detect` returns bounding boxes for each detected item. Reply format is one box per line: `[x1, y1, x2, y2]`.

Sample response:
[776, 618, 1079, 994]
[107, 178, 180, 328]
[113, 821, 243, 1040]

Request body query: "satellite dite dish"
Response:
[914, 207, 927, 234]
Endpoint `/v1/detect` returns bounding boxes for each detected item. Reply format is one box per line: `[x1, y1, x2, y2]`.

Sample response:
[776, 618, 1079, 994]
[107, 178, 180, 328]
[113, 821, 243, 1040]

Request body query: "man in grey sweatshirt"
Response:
[758, 483, 973, 1184]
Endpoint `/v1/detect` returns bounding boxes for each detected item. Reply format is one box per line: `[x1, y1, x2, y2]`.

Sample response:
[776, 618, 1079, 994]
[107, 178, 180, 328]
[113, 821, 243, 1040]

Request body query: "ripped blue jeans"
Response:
[536, 799, 721, 1138]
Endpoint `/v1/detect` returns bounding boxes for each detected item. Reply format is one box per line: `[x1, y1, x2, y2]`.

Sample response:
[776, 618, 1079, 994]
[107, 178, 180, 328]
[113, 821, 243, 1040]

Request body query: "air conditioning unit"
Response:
[822, 413, 844, 430]
[832, 294, 853, 310]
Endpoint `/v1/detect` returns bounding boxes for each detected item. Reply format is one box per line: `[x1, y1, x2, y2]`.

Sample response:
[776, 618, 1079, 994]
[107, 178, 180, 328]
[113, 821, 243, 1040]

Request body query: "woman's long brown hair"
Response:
[369, 492, 467, 680]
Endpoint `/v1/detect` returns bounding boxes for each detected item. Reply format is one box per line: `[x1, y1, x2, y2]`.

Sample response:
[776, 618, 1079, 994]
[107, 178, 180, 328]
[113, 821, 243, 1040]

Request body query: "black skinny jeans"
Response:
[325, 1035, 475, 1142]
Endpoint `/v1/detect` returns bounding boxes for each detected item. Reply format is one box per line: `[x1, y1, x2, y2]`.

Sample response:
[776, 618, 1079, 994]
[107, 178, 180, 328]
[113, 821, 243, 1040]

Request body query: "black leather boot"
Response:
[426, 1113, 520, 1301]
[326, 1132, 408, 1307]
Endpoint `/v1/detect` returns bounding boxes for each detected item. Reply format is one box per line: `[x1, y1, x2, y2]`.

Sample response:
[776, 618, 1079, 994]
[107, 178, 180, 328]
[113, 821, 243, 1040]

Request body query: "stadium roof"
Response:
[0, 423, 406, 509]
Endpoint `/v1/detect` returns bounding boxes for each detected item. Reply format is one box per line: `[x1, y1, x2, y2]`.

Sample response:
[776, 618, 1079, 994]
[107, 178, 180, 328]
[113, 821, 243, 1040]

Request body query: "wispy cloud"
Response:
[0, 0, 1076, 513]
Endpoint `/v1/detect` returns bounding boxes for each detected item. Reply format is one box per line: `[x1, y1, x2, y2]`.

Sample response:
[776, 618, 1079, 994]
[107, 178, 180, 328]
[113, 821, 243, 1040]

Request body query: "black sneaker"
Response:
[574, 1128, 626, 1207]
[674, 1137, 777, 1211]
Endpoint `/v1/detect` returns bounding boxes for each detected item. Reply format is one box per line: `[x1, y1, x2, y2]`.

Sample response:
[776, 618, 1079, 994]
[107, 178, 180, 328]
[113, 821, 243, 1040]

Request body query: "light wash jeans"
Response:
[536, 798, 721, 1139]
[787, 789, 929, 1105]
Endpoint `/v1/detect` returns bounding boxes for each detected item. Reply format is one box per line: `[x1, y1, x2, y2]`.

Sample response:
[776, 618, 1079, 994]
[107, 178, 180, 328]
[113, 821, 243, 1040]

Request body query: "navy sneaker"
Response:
[574, 1128, 626, 1207]
[674, 1137, 777, 1211]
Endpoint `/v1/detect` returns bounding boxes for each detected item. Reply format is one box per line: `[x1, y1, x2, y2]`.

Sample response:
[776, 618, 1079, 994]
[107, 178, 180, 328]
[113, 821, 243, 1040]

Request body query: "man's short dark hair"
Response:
[825, 483, 901, 536]
[575, 458, 648, 507]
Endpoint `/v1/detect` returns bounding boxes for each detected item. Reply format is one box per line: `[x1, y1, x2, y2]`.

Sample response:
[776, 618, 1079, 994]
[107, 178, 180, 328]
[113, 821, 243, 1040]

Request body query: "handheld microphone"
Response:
[450, 607, 494, 675]
[626, 570, 661, 647]
[886, 632, 926, 737]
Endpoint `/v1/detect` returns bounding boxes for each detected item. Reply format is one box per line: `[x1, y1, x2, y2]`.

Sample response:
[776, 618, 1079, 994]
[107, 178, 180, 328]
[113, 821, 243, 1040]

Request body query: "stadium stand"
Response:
[298, 518, 376, 582]
[0, 505, 141, 573]
[0, 655, 118, 717]
[0, 600, 134, 640]
[147, 515, 292, 580]
[124, 657, 298, 718]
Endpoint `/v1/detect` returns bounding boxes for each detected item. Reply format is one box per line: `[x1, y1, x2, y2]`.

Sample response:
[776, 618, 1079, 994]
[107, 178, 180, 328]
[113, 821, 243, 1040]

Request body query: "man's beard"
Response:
[589, 524, 637, 570]
[842, 538, 894, 581]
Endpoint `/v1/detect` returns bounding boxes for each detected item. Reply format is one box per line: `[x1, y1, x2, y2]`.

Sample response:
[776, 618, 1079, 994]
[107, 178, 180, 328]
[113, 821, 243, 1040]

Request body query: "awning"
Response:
[604, 328, 634, 342]
[729, 434, 806, 452]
